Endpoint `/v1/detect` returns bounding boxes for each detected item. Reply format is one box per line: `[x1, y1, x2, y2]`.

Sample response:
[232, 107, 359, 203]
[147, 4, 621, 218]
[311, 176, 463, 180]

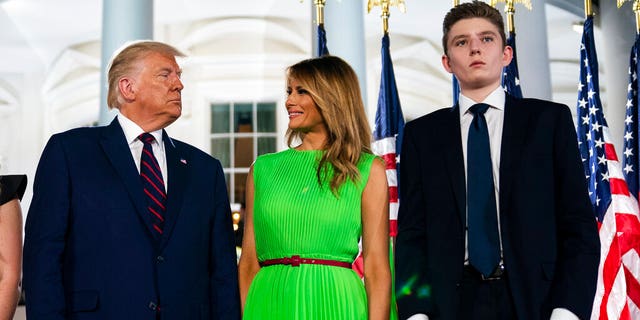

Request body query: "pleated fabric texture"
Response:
[244, 148, 375, 320]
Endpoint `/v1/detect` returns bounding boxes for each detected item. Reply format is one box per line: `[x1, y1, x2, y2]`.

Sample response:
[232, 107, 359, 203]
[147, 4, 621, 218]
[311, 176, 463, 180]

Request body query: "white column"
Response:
[319, 1, 368, 108]
[99, 0, 154, 125]
[599, 0, 635, 152]
[512, 0, 552, 100]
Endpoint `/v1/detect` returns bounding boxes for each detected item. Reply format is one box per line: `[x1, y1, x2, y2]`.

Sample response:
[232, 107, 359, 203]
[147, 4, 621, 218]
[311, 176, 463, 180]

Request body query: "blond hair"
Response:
[106, 40, 185, 109]
[286, 56, 372, 194]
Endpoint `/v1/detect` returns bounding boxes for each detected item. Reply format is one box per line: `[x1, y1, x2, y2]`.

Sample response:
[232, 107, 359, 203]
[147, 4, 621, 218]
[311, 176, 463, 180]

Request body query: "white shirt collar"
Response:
[117, 113, 164, 145]
[459, 86, 506, 116]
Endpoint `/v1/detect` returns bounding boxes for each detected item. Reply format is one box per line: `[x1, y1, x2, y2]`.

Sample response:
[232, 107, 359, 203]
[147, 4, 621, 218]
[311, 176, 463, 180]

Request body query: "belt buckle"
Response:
[290, 255, 301, 267]
[481, 263, 505, 281]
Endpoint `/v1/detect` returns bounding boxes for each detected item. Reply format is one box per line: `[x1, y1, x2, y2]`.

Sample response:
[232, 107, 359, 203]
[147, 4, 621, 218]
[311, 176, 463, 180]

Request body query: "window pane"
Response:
[234, 173, 248, 206]
[258, 137, 276, 156]
[257, 102, 276, 132]
[211, 103, 230, 133]
[211, 138, 230, 167]
[235, 103, 253, 133]
[234, 137, 254, 167]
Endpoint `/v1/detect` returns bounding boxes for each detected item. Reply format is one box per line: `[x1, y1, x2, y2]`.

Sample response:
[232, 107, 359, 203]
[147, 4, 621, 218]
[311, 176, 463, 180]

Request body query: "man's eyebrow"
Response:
[449, 34, 468, 43]
[478, 30, 499, 37]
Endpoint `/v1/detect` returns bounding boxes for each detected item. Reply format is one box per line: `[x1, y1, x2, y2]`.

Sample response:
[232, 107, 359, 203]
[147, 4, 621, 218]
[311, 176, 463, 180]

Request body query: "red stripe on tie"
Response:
[605, 143, 618, 161]
[153, 224, 163, 234]
[610, 178, 630, 196]
[149, 206, 165, 222]
[141, 160, 164, 186]
[142, 149, 162, 172]
[144, 189, 166, 210]
[141, 173, 167, 199]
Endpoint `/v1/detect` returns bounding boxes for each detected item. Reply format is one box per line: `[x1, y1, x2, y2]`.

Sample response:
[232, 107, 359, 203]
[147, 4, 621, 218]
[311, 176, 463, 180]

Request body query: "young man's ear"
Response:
[501, 45, 514, 67]
[442, 54, 453, 74]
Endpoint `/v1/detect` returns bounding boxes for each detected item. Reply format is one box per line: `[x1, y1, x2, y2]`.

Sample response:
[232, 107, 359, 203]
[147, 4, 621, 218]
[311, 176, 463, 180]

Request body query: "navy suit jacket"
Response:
[395, 95, 600, 320]
[24, 119, 240, 319]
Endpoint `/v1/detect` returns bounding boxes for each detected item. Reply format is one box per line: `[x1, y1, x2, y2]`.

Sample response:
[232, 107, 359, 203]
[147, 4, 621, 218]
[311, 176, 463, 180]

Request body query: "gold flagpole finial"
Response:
[313, 0, 326, 25]
[584, 0, 593, 18]
[368, 0, 407, 34]
[491, 0, 532, 33]
[634, 0, 640, 34]
[618, 0, 640, 34]
[453, 0, 460, 6]
[618, 0, 630, 8]
[490, 0, 531, 10]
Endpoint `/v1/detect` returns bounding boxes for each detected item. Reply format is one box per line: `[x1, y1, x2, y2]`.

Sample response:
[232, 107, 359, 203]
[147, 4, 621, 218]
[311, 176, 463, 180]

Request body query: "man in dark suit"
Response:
[23, 41, 240, 319]
[395, 2, 600, 320]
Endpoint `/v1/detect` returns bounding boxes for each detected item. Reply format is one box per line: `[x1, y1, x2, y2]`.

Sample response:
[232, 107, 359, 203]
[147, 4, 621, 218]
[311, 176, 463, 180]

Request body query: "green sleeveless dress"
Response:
[244, 148, 376, 319]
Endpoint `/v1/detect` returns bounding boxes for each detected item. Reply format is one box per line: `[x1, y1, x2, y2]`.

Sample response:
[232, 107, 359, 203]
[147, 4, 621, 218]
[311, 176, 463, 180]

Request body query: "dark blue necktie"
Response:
[139, 133, 166, 237]
[467, 103, 500, 277]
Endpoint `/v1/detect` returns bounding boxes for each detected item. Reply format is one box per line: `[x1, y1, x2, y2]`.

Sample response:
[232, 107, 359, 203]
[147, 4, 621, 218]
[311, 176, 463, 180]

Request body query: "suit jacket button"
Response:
[157, 255, 164, 263]
[149, 302, 157, 310]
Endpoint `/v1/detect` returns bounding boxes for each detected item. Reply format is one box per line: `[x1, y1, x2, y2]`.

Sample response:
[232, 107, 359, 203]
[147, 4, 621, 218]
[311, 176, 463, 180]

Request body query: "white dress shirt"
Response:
[407, 86, 578, 320]
[117, 113, 168, 190]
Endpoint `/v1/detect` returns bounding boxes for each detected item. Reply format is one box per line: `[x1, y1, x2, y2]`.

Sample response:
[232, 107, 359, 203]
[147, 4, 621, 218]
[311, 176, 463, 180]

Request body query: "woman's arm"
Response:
[362, 158, 391, 320]
[238, 167, 261, 313]
[0, 198, 22, 320]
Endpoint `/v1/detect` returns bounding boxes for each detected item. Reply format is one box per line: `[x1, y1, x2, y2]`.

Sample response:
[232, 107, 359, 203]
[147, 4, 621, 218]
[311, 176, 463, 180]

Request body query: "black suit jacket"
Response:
[24, 119, 240, 319]
[395, 95, 600, 320]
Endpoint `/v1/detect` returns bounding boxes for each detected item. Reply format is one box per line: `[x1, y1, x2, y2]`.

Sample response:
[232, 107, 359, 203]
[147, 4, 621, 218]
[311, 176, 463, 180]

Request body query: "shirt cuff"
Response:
[407, 314, 429, 320]
[550, 308, 579, 320]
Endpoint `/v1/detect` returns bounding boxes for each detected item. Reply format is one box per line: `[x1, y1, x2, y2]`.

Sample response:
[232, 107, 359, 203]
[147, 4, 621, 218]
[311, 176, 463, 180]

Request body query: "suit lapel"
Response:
[100, 119, 157, 238]
[444, 105, 467, 225]
[159, 131, 188, 250]
[499, 95, 529, 216]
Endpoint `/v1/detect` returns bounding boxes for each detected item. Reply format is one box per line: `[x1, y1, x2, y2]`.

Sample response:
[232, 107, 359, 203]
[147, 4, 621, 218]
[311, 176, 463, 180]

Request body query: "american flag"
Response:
[576, 17, 640, 320]
[502, 31, 523, 98]
[372, 33, 404, 238]
[623, 36, 640, 203]
[351, 32, 404, 273]
[317, 23, 329, 57]
[370, 32, 404, 320]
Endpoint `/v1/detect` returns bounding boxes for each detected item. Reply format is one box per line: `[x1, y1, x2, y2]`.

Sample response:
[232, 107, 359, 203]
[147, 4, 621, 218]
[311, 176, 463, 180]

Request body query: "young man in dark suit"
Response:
[23, 41, 240, 319]
[395, 2, 600, 319]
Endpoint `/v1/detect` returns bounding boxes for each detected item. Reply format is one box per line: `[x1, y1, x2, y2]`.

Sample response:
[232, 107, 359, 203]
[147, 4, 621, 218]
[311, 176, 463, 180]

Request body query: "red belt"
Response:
[259, 255, 351, 269]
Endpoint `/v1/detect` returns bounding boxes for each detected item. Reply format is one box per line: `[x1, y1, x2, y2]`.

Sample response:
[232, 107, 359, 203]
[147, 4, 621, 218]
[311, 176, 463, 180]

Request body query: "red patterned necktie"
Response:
[138, 133, 166, 237]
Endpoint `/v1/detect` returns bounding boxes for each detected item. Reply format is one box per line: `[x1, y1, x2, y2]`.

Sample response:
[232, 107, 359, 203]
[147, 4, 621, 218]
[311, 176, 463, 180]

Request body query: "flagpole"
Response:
[506, 0, 516, 33]
[585, 0, 592, 18]
[634, 1, 640, 34]
[314, 0, 325, 26]
[453, 0, 459, 7]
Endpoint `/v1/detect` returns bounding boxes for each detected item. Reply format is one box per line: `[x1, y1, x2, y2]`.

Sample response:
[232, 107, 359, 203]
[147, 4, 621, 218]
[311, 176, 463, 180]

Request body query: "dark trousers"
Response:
[458, 266, 517, 320]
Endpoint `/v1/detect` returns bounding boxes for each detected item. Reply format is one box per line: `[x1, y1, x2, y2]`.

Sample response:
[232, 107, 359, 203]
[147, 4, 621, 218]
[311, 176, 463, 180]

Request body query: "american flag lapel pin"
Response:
[180, 158, 187, 165]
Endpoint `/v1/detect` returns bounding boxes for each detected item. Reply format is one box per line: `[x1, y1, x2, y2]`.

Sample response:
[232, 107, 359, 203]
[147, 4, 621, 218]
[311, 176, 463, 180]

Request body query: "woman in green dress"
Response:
[238, 55, 391, 319]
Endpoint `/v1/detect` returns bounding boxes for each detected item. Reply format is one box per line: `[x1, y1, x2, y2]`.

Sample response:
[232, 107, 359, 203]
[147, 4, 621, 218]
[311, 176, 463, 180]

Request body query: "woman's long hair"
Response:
[286, 56, 372, 194]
